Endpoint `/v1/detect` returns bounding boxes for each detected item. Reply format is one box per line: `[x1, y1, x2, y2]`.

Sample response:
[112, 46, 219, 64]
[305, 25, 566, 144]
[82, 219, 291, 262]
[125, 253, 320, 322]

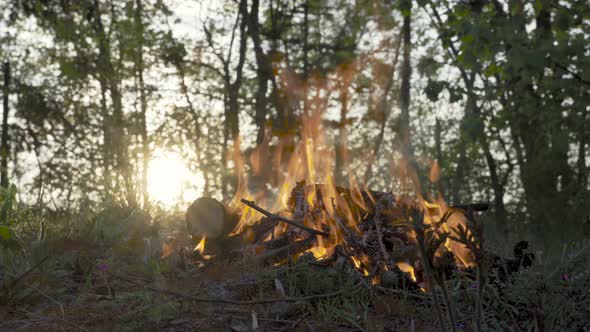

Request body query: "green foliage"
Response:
[424, 79, 445, 102]
[0, 185, 22, 249]
[0, 224, 12, 240]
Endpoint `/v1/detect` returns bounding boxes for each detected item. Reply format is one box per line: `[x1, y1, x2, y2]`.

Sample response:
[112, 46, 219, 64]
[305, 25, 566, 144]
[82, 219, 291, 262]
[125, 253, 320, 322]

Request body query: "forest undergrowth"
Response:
[1, 186, 589, 331]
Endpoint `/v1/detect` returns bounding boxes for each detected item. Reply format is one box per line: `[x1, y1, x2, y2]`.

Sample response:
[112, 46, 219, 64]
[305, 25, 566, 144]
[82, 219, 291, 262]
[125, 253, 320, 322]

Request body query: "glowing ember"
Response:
[309, 246, 327, 259]
[195, 236, 206, 254]
[396, 262, 417, 282]
[351, 256, 370, 276]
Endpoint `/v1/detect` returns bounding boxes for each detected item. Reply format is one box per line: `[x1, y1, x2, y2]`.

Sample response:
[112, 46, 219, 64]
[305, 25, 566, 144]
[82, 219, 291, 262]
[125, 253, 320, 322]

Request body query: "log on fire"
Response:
[185, 196, 240, 241]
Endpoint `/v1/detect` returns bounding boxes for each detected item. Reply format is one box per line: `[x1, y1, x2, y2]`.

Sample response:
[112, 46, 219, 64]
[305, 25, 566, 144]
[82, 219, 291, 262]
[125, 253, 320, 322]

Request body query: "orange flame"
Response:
[221, 56, 476, 278]
[195, 236, 206, 254]
[396, 261, 417, 282]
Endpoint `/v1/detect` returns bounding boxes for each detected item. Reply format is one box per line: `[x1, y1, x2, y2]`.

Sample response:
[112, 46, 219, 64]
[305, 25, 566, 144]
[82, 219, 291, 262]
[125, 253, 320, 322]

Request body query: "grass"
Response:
[1, 186, 589, 331]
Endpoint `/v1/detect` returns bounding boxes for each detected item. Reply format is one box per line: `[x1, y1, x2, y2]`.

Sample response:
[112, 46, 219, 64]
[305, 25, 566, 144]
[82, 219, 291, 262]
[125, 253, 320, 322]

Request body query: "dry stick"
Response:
[290, 312, 310, 330]
[7, 256, 49, 287]
[24, 282, 90, 332]
[241, 199, 330, 237]
[109, 271, 362, 305]
[251, 236, 316, 265]
[374, 196, 391, 262]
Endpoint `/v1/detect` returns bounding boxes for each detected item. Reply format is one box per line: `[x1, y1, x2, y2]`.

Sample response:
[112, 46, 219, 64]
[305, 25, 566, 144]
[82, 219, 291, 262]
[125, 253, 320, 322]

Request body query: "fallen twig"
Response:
[5, 256, 49, 288]
[291, 312, 310, 329]
[241, 199, 330, 237]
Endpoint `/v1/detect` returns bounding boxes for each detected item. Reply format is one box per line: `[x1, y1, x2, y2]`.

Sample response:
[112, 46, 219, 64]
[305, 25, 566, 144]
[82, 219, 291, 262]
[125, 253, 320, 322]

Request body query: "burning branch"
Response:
[240, 199, 330, 237]
[250, 235, 317, 265]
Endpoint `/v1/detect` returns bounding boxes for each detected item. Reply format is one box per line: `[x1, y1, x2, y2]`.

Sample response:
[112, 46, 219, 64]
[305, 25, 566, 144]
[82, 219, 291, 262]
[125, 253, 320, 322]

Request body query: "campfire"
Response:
[171, 109, 538, 331]
[185, 182, 528, 291]
[182, 110, 534, 299]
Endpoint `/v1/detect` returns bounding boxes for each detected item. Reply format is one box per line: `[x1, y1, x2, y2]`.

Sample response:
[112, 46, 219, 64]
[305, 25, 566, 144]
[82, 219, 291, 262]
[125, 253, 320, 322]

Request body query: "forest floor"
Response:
[1, 204, 589, 331]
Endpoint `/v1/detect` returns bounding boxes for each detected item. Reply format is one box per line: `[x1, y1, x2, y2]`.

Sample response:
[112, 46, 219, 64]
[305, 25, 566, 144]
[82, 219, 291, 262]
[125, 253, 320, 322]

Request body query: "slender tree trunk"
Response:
[364, 38, 401, 183]
[577, 116, 588, 193]
[434, 118, 445, 196]
[93, 0, 135, 206]
[481, 131, 507, 223]
[518, 2, 566, 226]
[427, 4, 507, 218]
[99, 79, 112, 189]
[221, 93, 230, 201]
[466, 76, 507, 223]
[175, 61, 210, 195]
[335, 79, 349, 186]
[399, 3, 420, 193]
[135, 0, 150, 207]
[1, 61, 9, 188]
[242, 0, 271, 146]
[302, 0, 309, 117]
[221, 0, 248, 201]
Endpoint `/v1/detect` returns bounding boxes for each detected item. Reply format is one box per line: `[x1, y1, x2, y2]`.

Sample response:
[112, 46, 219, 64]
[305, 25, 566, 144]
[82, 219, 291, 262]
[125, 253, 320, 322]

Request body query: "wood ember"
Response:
[288, 181, 308, 221]
[380, 267, 421, 292]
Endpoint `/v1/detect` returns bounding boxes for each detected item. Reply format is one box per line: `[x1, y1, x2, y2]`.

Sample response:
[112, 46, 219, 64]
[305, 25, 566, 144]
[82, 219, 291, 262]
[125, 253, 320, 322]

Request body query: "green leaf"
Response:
[526, 51, 545, 69]
[534, 0, 543, 14]
[425, 80, 445, 102]
[0, 225, 11, 240]
[484, 63, 501, 77]
[449, 89, 463, 103]
[398, 0, 412, 15]
[461, 34, 474, 44]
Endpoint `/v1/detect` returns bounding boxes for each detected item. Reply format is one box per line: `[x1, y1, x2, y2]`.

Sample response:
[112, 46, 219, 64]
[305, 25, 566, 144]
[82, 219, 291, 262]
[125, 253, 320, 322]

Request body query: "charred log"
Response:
[186, 197, 239, 240]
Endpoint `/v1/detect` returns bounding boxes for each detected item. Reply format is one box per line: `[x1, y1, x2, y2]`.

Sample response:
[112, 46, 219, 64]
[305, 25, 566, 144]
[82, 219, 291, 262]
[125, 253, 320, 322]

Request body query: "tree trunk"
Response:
[93, 0, 135, 206]
[434, 118, 445, 196]
[221, 0, 248, 201]
[364, 38, 401, 183]
[176, 62, 210, 196]
[335, 79, 349, 186]
[135, 0, 150, 208]
[398, 4, 420, 193]
[221, 95, 230, 201]
[242, 0, 271, 146]
[577, 113, 587, 193]
[1, 61, 9, 188]
[99, 78, 112, 189]
[302, 0, 309, 116]
[427, 4, 507, 220]
[517, 1, 569, 226]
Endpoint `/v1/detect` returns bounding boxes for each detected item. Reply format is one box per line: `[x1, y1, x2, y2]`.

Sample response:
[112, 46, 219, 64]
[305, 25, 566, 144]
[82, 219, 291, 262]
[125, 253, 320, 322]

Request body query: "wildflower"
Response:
[456, 322, 466, 329]
[97, 263, 109, 271]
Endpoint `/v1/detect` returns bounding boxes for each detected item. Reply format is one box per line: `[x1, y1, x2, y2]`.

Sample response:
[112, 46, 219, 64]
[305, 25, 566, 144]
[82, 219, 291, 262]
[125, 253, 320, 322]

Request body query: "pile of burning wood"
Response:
[184, 181, 534, 291]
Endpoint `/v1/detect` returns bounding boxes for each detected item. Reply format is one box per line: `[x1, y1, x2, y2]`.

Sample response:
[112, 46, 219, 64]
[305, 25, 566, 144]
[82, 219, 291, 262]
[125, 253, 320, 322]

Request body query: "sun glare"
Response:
[147, 151, 202, 207]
